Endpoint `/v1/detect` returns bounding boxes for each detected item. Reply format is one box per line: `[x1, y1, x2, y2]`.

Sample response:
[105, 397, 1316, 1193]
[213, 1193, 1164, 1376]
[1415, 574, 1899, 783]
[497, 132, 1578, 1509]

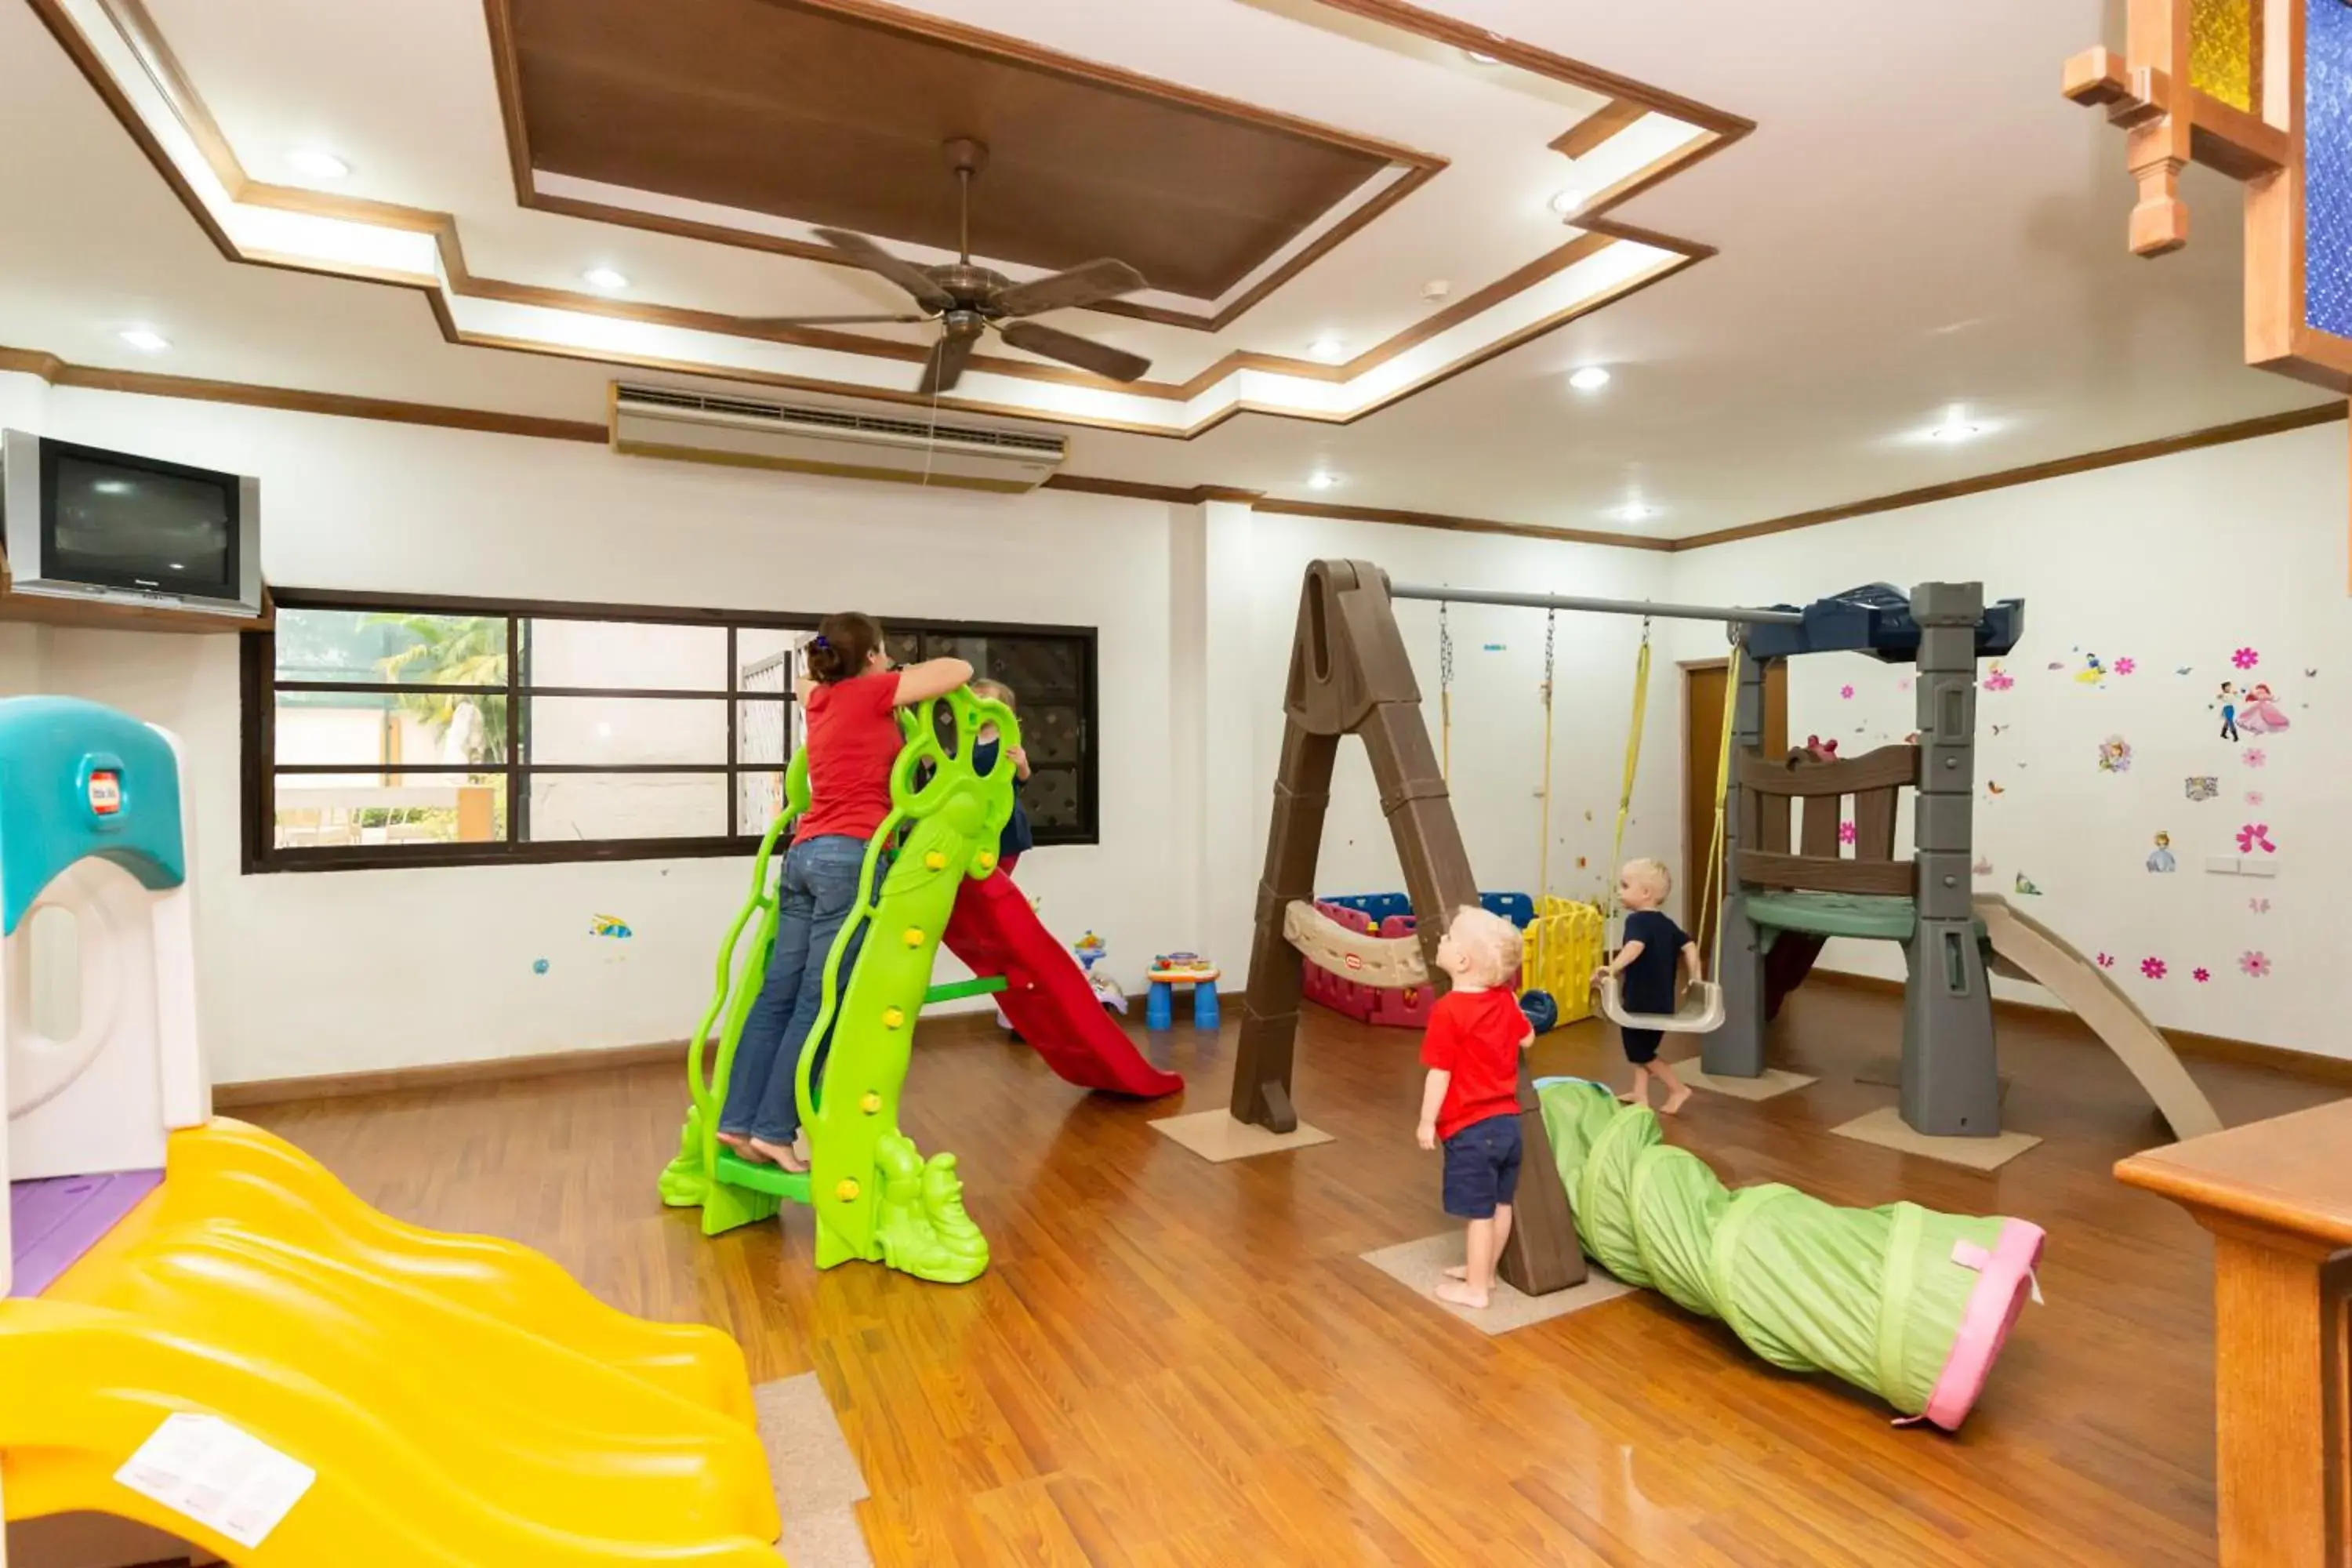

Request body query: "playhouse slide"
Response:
[943, 870, 1185, 1099]
[4, 1120, 785, 1566]
[1973, 894, 2224, 1141]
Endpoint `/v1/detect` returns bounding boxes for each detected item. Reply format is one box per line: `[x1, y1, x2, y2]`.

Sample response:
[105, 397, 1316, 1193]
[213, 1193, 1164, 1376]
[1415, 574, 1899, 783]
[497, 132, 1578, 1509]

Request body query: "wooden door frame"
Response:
[1679, 656, 1785, 938]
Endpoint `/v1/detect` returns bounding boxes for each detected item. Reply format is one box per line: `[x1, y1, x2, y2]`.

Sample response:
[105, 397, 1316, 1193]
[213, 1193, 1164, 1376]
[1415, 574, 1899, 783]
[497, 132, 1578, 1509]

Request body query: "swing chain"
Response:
[1439, 601, 1454, 690]
[1541, 608, 1555, 701]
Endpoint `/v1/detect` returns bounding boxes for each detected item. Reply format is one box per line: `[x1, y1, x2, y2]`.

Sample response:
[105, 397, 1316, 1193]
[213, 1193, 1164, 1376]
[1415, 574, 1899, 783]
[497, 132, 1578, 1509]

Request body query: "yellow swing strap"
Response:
[1604, 619, 1653, 942]
[1696, 642, 1743, 981]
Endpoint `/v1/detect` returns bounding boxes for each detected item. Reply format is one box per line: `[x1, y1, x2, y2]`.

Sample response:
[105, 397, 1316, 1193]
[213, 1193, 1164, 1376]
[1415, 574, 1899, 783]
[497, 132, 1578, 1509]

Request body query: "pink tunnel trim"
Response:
[1921, 1218, 2046, 1431]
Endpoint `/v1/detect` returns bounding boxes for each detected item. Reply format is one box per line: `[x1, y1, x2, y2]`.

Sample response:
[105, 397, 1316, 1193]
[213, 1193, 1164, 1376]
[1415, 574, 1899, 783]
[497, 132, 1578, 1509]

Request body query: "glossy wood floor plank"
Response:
[249, 985, 2345, 1566]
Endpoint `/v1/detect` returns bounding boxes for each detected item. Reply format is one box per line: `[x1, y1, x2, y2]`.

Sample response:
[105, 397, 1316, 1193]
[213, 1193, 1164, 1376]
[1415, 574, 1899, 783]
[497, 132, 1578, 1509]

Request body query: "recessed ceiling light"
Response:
[1463, 49, 1501, 64]
[1308, 471, 1341, 491]
[1308, 335, 1346, 361]
[1548, 188, 1588, 217]
[1612, 502, 1659, 523]
[583, 267, 631, 292]
[1926, 422, 1984, 442]
[118, 328, 170, 353]
[286, 148, 350, 180]
[1567, 365, 1612, 391]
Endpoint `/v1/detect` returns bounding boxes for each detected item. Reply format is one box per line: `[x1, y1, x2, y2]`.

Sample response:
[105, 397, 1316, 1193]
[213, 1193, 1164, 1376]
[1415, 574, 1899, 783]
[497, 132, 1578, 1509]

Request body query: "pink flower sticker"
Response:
[2237, 823, 2276, 854]
[2193, 967, 2212, 984]
[2249, 897, 2271, 915]
[2096, 951, 2115, 969]
[2140, 956, 2167, 980]
[1838, 820, 1857, 846]
[2238, 949, 2272, 978]
[1839, 684, 1855, 700]
[2246, 790, 2266, 806]
[2232, 647, 2260, 670]
[2115, 657, 2136, 676]
[2244, 748, 2267, 768]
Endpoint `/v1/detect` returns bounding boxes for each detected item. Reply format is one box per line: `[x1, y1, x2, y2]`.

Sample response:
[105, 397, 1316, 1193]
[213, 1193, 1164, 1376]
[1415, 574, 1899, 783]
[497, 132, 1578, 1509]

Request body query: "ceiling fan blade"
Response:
[996, 320, 1152, 383]
[738, 313, 935, 328]
[811, 227, 956, 312]
[993, 259, 1148, 318]
[917, 332, 978, 396]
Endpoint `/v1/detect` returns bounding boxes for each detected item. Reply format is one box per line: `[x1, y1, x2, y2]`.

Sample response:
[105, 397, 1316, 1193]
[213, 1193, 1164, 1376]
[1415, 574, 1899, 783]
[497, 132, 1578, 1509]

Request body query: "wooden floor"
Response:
[249, 985, 2344, 1567]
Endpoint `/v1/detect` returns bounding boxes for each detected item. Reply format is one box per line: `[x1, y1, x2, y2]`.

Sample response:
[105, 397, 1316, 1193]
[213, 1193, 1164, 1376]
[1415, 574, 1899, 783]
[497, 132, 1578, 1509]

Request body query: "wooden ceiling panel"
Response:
[503, 0, 1406, 300]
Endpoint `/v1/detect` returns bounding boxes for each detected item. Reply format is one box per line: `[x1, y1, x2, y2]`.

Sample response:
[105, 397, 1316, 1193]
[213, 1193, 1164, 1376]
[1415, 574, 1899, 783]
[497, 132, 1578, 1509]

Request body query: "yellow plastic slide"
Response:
[2, 1120, 786, 1565]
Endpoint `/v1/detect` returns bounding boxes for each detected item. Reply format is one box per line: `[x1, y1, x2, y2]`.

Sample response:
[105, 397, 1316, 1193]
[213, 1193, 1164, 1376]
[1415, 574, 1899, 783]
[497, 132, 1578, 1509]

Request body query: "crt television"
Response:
[0, 429, 262, 617]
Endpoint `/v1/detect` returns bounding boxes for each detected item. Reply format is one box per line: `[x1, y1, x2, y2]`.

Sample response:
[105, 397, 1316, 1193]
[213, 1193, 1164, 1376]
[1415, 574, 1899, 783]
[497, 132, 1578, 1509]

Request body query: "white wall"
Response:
[1666, 422, 2352, 1059]
[2, 378, 1187, 1083]
[0, 376, 1661, 1086]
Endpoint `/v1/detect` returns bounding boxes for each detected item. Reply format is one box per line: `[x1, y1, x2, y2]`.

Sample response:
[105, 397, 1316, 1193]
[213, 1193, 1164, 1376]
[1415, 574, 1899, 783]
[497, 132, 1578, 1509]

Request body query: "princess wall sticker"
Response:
[2146, 832, 2176, 873]
[2096, 735, 2133, 774]
[2238, 682, 2291, 735]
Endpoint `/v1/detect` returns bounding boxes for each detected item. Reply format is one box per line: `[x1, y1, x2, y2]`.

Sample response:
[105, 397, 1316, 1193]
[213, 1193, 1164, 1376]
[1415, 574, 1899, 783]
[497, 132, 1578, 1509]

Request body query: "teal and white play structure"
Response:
[0, 697, 209, 1254]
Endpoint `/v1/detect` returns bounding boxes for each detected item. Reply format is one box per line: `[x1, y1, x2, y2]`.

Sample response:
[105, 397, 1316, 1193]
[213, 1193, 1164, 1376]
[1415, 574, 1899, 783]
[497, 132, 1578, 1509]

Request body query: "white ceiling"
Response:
[0, 0, 2326, 540]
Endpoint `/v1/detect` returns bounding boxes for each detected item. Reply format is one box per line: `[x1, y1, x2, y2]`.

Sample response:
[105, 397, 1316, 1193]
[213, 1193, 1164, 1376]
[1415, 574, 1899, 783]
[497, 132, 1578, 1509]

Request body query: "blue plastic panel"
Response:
[0, 697, 184, 935]
[2309, 0, 2352, 339]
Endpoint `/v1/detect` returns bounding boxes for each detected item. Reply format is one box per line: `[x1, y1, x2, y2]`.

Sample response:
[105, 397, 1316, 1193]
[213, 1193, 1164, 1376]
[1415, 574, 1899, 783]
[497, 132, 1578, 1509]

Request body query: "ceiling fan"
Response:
[743, 138, 1154, 396]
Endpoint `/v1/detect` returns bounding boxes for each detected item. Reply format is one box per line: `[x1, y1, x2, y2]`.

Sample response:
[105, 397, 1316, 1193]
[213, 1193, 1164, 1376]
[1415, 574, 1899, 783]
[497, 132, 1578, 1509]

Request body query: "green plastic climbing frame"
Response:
[659, 690, 1017, 1284]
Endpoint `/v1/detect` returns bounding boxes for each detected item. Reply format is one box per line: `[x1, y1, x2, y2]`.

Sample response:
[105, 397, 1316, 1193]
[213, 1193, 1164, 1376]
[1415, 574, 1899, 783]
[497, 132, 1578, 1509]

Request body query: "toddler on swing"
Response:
[1595, 858, 1697, 1114]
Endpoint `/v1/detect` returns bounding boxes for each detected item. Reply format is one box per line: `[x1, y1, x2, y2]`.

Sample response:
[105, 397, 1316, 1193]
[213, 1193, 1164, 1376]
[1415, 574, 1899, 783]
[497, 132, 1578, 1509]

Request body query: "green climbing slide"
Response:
[659, 691, 1016, 1283]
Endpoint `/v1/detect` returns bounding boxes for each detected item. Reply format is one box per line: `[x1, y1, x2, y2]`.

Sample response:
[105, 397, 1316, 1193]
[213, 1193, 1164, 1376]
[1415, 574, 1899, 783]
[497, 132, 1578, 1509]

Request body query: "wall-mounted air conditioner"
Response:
[608, 383, 1067, 493]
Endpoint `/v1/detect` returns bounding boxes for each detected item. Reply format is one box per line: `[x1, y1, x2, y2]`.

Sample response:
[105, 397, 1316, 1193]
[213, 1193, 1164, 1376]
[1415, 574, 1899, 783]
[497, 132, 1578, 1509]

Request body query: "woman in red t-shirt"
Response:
[718, 612, 972, 1171]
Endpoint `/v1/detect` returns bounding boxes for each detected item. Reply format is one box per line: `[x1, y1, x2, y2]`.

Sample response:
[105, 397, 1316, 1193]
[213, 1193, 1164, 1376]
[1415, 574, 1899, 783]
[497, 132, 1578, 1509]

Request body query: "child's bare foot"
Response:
[748, 1138, 809, 1173]
[1435, 1279, 1490, 1308]
[717, 1131, 754, 1155]
[1661, 1087, 1693, 1115]
[1442, 1264, 1468, 1281]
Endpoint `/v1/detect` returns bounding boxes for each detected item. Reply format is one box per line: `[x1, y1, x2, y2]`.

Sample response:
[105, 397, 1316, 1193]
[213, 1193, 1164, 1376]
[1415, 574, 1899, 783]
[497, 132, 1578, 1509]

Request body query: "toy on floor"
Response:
[1073, 931, 1128, 1014]
[662, 693, 1180, 1271]
[1145, 952, 1221, 1031]
[1288, 891, 1599, 1032]
[1, 696, 784, 1565]
[1537, 1076, 2045, 1429]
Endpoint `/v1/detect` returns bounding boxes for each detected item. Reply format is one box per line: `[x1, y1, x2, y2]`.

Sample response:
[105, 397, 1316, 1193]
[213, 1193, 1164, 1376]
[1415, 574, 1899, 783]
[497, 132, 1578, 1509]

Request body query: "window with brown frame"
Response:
[241, 589, 1098, 872]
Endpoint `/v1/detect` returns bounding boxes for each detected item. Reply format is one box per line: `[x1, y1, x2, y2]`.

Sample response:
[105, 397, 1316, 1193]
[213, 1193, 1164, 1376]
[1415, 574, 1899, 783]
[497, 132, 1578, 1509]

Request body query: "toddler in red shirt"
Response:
[1415, 905, 1536, 1309]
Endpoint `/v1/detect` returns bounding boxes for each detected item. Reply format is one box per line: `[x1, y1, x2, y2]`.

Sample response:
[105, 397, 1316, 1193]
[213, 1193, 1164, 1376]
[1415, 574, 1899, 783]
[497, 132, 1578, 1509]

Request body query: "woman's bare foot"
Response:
[1435, 1279, 1491, 1309]
[748, 1138, 809, 1173]
[1661, 1087, 1693, 1116]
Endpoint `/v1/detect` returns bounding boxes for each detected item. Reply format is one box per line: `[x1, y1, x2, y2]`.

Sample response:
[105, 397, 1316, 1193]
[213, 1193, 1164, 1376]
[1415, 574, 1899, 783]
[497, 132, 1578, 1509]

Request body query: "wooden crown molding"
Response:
[6, 347, 2333, 557]
[32, 0, 1736, 441]
[1674, 401, 2350, 550]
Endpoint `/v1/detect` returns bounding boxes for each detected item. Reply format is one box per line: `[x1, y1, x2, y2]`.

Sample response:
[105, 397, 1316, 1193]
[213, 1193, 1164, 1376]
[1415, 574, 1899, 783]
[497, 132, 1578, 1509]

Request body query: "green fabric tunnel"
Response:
[1535, 1077, 2045, 1430]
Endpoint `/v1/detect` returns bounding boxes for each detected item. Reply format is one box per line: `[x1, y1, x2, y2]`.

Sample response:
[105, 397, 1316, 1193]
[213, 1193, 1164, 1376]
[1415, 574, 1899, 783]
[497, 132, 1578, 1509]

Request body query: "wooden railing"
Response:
[1735, 743, 1918, 897]
[2116, 1100, 2352, 1566]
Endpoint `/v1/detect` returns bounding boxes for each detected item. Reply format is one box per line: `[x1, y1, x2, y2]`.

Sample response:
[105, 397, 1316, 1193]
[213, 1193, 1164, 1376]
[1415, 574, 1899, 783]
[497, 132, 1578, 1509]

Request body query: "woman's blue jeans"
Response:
[719, 833, 872, 1145]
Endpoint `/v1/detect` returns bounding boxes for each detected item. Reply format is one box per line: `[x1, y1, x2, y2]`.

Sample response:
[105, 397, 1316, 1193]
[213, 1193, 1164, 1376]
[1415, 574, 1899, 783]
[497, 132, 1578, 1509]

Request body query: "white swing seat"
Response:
[1596, 974, 1726, 1033]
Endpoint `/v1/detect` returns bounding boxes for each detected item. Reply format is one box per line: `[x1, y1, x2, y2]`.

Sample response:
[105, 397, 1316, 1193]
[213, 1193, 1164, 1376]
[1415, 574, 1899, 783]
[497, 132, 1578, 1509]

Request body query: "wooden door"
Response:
[1682, 659, 1786, 957]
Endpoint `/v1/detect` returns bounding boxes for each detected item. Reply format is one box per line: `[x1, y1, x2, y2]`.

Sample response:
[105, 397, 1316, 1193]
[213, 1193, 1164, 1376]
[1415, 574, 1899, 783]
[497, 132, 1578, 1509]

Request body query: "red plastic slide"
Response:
[941, 872, 1184, 1098]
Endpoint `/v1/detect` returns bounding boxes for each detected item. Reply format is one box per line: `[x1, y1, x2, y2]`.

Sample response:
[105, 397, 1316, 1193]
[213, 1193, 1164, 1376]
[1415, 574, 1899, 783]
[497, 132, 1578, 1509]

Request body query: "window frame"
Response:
[242, 586, 1099, 873]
